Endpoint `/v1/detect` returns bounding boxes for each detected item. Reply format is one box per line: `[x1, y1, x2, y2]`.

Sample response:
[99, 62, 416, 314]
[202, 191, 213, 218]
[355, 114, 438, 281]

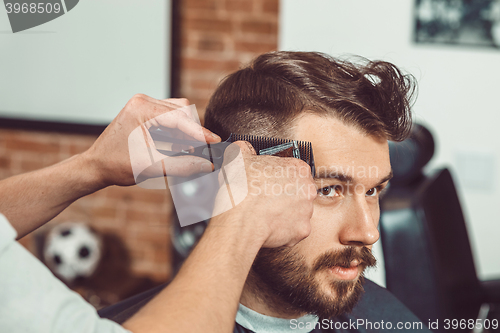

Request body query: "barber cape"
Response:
[233, 279, 432, 333]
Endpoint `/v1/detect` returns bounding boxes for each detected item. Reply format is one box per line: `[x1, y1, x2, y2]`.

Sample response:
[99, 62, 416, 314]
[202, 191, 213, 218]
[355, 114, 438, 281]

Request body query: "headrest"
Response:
[388, 123, 435, 186]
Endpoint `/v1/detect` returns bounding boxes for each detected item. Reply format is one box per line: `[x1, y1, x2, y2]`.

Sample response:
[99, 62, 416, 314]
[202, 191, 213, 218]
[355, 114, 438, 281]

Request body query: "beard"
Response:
[250, 246, 377, 319]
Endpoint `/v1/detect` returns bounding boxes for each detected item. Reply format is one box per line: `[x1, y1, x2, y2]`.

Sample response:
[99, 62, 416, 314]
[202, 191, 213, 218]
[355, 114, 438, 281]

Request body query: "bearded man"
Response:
[202, 51, 429, 332]
[100, 51, 432, 333]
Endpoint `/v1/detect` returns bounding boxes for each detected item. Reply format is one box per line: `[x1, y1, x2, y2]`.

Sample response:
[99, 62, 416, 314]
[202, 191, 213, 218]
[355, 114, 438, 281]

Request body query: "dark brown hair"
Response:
[204, 51, 416, 142]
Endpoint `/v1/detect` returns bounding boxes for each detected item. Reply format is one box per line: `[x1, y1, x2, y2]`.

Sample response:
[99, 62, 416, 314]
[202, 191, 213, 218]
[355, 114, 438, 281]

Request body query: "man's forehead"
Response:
[291, 113, 391, 183]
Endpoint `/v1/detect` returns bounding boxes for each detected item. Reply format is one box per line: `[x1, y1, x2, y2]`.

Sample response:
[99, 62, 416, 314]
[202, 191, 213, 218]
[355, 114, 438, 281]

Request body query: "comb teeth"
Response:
[227, 133, 315, 176]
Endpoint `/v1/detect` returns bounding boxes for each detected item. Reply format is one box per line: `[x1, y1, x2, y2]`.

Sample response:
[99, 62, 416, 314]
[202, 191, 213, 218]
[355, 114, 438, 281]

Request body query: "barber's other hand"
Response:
[82, 94, 221, 187]
[212, 141, 316, 248]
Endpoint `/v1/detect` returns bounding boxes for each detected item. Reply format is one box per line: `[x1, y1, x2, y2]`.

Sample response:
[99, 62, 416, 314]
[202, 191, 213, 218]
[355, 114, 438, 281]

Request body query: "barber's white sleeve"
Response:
[0, 214, 132, 333]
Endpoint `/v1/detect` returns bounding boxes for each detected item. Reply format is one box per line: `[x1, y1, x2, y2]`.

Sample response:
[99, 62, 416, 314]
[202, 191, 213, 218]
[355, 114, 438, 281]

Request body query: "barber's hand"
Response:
[82, 94, 221, 187]
[212, 141, 317, 248]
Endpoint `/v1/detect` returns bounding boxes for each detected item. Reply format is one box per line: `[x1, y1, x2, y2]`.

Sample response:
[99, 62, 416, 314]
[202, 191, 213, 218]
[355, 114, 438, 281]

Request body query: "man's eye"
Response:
[318, 185, 342, 197]
[366, 187, 378, 197]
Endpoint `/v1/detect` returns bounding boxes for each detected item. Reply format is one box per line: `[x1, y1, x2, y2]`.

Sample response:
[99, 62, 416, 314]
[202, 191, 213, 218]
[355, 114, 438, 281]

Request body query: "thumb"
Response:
[232, 140, 257, 157]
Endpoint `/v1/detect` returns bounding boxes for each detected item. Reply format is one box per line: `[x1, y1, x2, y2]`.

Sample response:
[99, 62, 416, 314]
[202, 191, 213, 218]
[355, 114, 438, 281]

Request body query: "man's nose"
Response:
[338, 196, 379, 246]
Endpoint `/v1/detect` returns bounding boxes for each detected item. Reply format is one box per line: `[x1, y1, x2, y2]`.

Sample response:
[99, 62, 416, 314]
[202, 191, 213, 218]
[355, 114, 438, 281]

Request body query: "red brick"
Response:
[186, 97, 210, 116]
[5, 139, 60, 153]
[197, 35, 225, 52]
[190, 77, 218, 90]
[0, 156, 10, 169]
[105, 186, 167, 204]
[130, 261, 156, 274]
[184, 17, 233, 33]
[154, 249, 170, 264]
[241, 20, 277, 35]
[262, 0, 278, 13]
[127, 224, 170, 242]
[125, 209, 169, 224]
[225, 0, 253, 12]
[92, 206, 118, 219]
[181, 57, 241, 71]
[129, 245, 155, 262]
[184, 0, 218, 11]
[234, 40, 277, 53]
[181, 32, 197, 50]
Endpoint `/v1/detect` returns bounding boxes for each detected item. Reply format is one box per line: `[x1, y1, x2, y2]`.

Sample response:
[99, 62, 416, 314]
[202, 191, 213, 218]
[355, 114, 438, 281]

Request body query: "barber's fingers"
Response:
[129, 94, 221, 144]
[160, 97, 190, 107]
[138, 96, 193, 128]
[217, 140, 261, 187]
[134, 94, 189, 114]
[146, 96, 192, 118]
[139, 154, 214, 181]
[161, 155, 213, 176]
[231, 140, 257, 156]
[150, 110, 210, 140]
[155, 98, 221, 143]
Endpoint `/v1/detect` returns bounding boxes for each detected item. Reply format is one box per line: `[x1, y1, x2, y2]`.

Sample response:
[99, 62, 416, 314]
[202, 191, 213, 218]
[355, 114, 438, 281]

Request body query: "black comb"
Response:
[150, 130, 315, 176]
[227, 134, 315, 176]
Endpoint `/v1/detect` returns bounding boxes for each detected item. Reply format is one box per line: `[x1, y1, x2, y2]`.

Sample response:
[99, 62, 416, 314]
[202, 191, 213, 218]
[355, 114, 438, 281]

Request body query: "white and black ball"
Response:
[43, 222, 102, 283]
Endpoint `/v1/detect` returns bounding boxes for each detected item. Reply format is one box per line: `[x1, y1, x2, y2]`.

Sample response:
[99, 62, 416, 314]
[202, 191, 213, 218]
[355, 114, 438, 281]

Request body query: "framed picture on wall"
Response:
[414, 0, 500, 48]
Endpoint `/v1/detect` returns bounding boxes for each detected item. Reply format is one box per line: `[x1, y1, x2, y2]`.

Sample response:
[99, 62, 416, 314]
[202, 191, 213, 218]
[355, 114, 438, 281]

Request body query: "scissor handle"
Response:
[156, 141, 234, 172]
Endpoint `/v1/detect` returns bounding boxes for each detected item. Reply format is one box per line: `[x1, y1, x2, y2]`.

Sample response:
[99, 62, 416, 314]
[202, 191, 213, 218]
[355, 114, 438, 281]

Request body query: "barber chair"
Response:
[380, 124, 500, 332]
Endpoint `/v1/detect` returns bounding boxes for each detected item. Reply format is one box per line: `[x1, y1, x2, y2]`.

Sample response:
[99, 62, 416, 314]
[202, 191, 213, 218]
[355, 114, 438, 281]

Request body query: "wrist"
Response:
[206, 210, 268, 253]
[74, 150, 109, 192]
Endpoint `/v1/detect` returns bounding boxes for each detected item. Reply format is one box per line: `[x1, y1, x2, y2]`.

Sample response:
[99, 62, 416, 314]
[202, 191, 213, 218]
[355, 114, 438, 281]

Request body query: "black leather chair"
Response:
[380, 124, 500, 332]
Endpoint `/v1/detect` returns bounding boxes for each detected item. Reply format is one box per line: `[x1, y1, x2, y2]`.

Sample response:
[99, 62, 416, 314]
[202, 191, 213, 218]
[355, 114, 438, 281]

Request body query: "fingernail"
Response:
[210, 132, 221, 140]
[200, 162, 213, 173]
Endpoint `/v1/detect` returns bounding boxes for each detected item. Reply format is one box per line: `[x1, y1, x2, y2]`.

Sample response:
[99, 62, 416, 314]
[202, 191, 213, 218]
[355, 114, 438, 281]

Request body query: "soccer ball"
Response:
[43, 222, 102, 283]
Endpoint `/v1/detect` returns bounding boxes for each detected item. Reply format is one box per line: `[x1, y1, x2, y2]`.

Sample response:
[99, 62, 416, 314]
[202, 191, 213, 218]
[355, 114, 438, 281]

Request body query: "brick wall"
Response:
[0, 0, 278, 284]
[0, 129, 173, 282]
[175, 0, 278, 118]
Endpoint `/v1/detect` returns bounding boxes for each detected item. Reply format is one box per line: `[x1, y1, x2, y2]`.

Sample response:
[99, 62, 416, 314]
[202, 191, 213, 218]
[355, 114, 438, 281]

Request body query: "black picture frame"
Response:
[414, 0, 500, 49]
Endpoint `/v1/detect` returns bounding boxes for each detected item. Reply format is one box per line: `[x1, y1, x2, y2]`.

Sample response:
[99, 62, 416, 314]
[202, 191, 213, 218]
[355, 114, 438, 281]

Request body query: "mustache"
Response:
[312, 246, 377, 271]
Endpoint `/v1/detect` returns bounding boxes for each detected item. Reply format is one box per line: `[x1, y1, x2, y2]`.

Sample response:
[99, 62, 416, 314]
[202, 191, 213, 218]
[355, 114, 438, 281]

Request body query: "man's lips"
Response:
[328, 260, 363, 280]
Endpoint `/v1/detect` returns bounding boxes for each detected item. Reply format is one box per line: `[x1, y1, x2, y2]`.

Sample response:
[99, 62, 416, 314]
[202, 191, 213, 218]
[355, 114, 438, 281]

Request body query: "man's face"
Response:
[251, 113, 392, 319]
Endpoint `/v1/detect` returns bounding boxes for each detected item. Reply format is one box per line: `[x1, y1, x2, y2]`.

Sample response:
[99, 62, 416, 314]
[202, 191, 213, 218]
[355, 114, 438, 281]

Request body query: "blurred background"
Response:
[1, 0, 499, 323]
[0, 0, 279, 308]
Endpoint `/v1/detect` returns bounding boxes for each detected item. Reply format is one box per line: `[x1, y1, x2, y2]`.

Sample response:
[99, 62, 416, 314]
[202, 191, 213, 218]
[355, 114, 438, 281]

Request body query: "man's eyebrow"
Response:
[314, 170, 354, 182]
[376, 170, 393, 187]
[313, 169, 393, 187]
